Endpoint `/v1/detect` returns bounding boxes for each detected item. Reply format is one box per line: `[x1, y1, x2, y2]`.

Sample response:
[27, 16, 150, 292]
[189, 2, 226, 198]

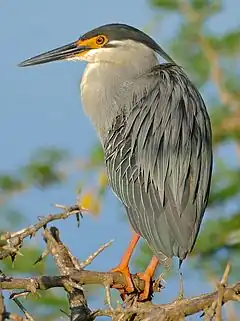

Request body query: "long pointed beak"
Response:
[18, 41, 88, 67]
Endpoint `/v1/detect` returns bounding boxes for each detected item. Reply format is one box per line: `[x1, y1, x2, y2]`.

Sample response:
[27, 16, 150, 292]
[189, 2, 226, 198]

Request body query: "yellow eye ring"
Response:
[96, 35, 106, 45]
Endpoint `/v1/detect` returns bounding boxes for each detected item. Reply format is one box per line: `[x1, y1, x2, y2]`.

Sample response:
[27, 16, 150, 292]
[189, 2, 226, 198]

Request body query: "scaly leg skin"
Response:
[110, 233, 140, 296]
[136, 255, 159, 301]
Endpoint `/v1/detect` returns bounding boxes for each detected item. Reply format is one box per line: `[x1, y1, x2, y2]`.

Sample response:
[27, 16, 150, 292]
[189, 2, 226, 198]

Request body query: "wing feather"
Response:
[105, 64, 212, 261]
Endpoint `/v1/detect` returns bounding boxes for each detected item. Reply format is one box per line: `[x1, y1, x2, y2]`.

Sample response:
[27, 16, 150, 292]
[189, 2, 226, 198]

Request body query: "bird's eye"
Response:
[96, 36, 106, 45]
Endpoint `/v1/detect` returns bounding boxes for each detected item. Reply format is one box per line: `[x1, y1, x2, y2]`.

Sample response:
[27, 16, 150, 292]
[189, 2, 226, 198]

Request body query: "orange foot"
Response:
[111, 264, 135, 300]
[110, 235, 159, 302]
[136, 256, 159, 301]
[110, 233, 140, 299]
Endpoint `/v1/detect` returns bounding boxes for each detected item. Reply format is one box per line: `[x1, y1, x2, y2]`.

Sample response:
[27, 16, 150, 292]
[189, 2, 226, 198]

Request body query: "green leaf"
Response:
[193, 213, 240, 256]
[30, 147, 69, 165]
[88, 144, 104, 167]
[0, 175, 23, 192]
[170, 23, 211, 86]
[20, 162, 65, 187]
[20, 148, 68, 187]
[2, 245, 45, 274]
[208, 30, 240, 56]
[209, 169, 240, 206]
[150, 0, 179, 10]
[191, 0, 222, 16]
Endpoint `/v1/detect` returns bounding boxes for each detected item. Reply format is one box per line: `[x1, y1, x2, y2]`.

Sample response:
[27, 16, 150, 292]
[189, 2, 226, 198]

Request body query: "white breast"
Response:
[79, 44, 158, 140]
[80, 62, 122, 140]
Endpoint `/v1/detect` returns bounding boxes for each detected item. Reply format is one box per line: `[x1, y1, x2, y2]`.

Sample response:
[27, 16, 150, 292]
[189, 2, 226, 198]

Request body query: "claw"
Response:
[111, 265, 135, 293]
[136, 256, 159, 301]
[136, 272, 152, 301]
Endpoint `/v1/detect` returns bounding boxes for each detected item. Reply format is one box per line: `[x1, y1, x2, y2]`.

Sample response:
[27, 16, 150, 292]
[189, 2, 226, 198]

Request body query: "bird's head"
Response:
[19, 23, 175, 67]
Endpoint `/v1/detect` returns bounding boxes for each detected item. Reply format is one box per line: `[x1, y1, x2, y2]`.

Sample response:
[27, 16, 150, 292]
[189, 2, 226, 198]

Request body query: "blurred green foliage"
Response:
[20, 148, 69, 187]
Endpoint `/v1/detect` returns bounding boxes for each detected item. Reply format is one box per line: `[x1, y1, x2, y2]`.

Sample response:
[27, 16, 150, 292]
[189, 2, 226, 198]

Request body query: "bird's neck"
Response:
[80, 49, 158, 141]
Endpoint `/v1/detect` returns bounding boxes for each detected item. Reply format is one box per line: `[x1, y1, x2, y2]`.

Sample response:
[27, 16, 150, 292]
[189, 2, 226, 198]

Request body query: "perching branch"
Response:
[0, 266, 149, 294]
[92, 280, 240, 321]
[0, 207, 240, 320]
[2, 271, 240, 320]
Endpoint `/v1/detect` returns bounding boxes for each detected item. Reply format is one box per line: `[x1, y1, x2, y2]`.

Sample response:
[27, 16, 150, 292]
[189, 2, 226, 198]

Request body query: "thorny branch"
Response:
[0, 207, 240, 320]
[0, 204, 82, 260]
[1, 269, 240, 320]
[92, 280, 240, 321]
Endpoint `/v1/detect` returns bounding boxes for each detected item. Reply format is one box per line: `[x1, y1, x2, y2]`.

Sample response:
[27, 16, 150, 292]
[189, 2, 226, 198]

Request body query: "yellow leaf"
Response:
[80, 191, 101, 215]
[98, 171, 108, 188]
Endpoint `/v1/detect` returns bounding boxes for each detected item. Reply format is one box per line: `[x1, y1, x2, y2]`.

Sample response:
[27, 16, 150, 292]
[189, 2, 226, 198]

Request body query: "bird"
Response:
[19, 23, 213, 301]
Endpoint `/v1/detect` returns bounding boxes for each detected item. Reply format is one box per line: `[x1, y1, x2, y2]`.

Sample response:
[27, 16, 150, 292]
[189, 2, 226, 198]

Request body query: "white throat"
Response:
[79, 40, 159, 140]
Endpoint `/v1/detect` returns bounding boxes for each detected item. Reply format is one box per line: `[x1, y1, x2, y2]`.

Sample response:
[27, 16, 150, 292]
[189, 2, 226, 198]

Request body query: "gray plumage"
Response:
[103, 64, 212, 264]
[80, 25, 212, 266]
[18, 23, 213, 267]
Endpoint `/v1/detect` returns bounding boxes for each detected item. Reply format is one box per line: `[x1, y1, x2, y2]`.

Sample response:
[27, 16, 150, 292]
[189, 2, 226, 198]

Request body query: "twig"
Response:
[215, 263, 231, 321]
[0, 291, 30, 321]
[177, 273, 184, 300]
[80, 239, 114, 269]
[203, 300, 216, 321]
[12, 298, 35, 321]
[0, 291, 5, 321]
[0, 204, 82, 260]
[104, 284, 114, 311]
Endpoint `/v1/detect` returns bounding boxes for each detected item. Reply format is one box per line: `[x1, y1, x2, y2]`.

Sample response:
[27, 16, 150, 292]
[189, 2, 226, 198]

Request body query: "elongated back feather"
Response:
[104, 63, 212, 262]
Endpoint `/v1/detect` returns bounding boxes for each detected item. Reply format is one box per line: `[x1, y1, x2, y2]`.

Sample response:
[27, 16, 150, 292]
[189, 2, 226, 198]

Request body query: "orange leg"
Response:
[111, 233, 140, 294]
[137, 256, 159, 301]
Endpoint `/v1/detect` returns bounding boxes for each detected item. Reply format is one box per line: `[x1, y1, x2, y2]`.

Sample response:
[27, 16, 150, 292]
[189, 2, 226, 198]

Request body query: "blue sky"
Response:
[0, 0, 239, 318]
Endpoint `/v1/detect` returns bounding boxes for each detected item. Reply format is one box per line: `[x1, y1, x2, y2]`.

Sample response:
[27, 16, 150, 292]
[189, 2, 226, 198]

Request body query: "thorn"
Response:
[54, 203, 67, 210]
[10, 254, 16, 266]
[3, 243, 23, 256]
[215, 263, 231, 320]
[0, 270, 6, 277]
[34, 248, 49, 265]
[220, 262, 230, 287]
[153, 273, 165, 292]
[37, 215, 45, 221]
[60, 309, 70, 317]
[54, 203, 83, 227]
[67, 279, 84, 291]
[12, 297, 35, 320]
[9, 291, 30, 300]
[104, 284, 114, 311]
[76, 212, 81, 228]
[80, 239, 114, 269]
[37, 216, 47, 229]
[90, 309, 101, 319]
